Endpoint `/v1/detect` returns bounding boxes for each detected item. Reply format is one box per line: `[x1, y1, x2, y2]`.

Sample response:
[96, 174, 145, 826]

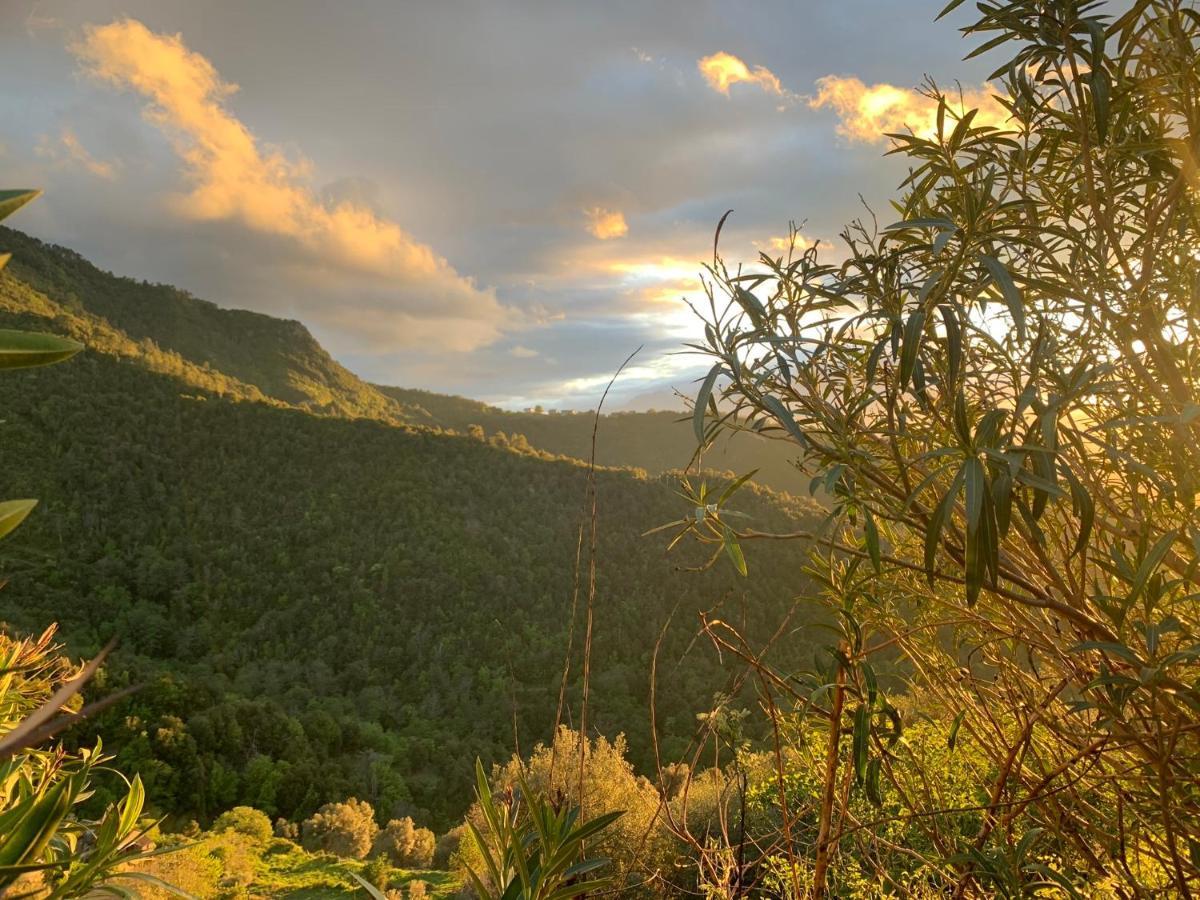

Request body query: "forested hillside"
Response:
[0, 228, 810, 494]
[381, 386, 810, 494]
[0, 234, 826, 831]
[0, 226, 407, 422]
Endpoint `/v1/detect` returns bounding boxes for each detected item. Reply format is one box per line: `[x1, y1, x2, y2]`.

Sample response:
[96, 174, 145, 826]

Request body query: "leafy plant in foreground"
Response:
[464, 759, 622, 900]
[670, 1, 1200, 895]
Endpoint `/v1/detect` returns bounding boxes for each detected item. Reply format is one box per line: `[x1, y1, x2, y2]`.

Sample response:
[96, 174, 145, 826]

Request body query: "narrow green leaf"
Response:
[1091, 66, 1111, 144]
[964, 457, 985, 536]
[979, 254, 1026, 342]
[0, 190, 41, 224]
[722, 527, 747, 577]
[947, 710, 966, 750]
[0, 500, 37, 542]
[863, 508, 881, 574]
[852, 704, 869, 783]
[762, 395, 806, 447]
[693, 363, 721, 445]
[940, 305, 961, 386]
[900, 309, 926, 388]
[865, 758, 883, 807]
[0, 330, 83, 370]
[924, 468, 964, 584]
[882, 217, 957, 232]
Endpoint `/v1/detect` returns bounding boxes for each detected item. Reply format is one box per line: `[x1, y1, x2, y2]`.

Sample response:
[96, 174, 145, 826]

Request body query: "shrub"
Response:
[433, 824, 465, 869]
[407, 880, 429, 899]
[301, 797, 378, 859]
[212, 805, 273, 843]
[674, 1, 1200, 894]
[372, 816, 436, 868]
[362, 854, 394, 891]
[274, 817, 299, 840]
[461, 727, 673, 894]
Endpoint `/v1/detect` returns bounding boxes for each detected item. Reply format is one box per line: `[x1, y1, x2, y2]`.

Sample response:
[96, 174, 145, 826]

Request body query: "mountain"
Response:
[0, 228, 826, 830]
[0, 227, 406, 422]
[2, 226, 812, 495]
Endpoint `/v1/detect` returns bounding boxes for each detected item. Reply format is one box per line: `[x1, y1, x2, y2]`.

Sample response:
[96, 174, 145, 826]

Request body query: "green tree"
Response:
[301, 797, 378, 859]
[212, 806, 273, 844]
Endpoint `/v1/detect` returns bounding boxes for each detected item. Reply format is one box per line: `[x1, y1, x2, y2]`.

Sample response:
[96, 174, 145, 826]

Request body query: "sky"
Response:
[0, 1, 997, 410]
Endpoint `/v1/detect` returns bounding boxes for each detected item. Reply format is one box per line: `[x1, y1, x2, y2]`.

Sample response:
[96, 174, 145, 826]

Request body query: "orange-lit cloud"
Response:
[584, 207, 628, 240]
[73, 18, 505, 352]
[756, 233, 817, 255]
[36, 127, 118, 179]
[698, 51, 786, 97]
[809, 76, 1009, 143]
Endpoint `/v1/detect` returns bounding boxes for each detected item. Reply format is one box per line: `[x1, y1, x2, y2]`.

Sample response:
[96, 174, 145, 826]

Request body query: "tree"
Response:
[372, 816, 435, 868]
[678, 1, 1200, 895]
[301, 797, 379, 859]
[212, 806, 273, 843]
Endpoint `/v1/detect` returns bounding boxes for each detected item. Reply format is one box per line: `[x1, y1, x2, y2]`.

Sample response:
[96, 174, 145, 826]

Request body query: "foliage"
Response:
[463, 726, 678, 895]
[378, 384, 812, 495]
[0, 226, 407, 422]
[433, 825, 465, 870]
[463, 758, 622, 900]
[678, 0, 1200, 895]
[302, 797, 380, 860]
[374, 816, 436, 868]
[363, 853, 396, 891]
[125, 828, 460, 899]
[212, 805, 274, 844]
[0, 227, 826, 830]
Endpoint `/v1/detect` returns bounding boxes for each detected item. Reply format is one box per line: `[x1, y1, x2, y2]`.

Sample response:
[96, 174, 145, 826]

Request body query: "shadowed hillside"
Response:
[0, 239, 826, 830]
[380, 385, 810, 494]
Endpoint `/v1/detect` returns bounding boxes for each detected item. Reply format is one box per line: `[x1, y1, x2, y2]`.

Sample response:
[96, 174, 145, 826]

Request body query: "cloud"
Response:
[698, 51, 786, 97]
[755, 232, 816, 254]
[809, 76, 1008, 143]
[509, 345, 538, 358]
[35, 128, 118, 179]
[72, 18, 507, 352]
[584, 206, 628, 240]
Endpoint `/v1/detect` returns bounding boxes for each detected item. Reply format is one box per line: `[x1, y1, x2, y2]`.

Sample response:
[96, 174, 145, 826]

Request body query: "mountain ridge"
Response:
[0, 227, 825, 828]
[0, 225, 811, 494]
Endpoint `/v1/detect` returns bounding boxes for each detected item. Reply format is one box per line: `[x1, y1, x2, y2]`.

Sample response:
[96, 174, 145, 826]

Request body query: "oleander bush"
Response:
[670, 0, 1200, 895]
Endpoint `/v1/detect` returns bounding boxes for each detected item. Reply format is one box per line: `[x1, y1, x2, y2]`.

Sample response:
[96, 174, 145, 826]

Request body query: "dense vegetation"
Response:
[379, 386, 810, 494]
[2, 224, 810, 494]
[8, 1, 1198, 896]
[670, 0, 1200, 895]
[0, 231, 825, 836]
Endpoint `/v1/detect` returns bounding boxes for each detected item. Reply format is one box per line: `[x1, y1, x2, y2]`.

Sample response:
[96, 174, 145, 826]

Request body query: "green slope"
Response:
[1, 226, 813, 495]
[0, 240, 825, 831]
[379, 386, 810, 495]
[0, 226, 406, 421]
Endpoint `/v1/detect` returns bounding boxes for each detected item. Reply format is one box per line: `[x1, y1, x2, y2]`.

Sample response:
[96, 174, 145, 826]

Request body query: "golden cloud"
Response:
[36, 128, 118, 179]
[698, 51, 785, 97]
[584, 207, 628, 240]
[809, 76, 1009, 143]
[73, 18, 505, 352]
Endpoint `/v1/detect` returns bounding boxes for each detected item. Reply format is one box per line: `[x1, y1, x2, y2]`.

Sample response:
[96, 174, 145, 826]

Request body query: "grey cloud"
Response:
[0, 0, 995, 405]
